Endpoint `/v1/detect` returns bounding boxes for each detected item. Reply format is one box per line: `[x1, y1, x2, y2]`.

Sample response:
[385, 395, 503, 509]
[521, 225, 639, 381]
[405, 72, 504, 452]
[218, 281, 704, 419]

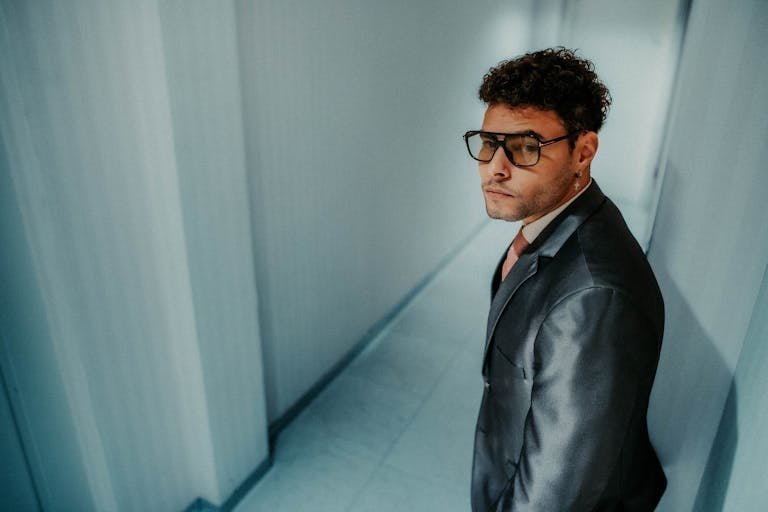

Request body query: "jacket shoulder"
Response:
[546, 198, 664, 336]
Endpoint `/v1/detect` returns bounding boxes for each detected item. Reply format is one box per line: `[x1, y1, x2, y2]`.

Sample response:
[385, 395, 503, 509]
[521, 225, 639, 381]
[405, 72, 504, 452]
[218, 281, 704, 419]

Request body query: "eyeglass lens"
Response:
[466, 133, 540, 166]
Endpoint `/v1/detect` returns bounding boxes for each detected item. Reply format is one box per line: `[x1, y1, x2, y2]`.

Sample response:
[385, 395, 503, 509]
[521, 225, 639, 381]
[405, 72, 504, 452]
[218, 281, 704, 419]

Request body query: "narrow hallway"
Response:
[236, 221, 512, 511]
[4, 2, 768, 510]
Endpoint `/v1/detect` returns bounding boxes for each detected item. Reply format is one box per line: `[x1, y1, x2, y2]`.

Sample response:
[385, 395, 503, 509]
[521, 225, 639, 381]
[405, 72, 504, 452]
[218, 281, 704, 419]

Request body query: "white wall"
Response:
[694, 264, 768, 511]
[234, 0, 536, 421]
[646, 0, 768, 510]
[0, 1, 268, 509]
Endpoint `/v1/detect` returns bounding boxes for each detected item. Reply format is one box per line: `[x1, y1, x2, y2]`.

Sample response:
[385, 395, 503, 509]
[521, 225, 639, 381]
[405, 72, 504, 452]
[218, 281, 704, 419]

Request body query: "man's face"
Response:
[478, 104, 592, 224]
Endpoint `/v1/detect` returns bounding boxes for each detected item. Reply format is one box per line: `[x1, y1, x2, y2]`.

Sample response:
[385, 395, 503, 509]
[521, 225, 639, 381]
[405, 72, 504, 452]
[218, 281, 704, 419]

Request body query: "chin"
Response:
[485, 206, 522, 222]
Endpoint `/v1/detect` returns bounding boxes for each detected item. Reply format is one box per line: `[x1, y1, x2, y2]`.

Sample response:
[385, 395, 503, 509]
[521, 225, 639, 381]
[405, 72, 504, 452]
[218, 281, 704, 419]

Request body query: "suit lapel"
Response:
[484, 251, 537, 360]
[481, 182, 608, 375]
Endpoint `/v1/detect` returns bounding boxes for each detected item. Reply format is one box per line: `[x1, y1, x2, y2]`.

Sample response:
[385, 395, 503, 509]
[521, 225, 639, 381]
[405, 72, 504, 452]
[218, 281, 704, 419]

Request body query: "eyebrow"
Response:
[480, 129, 545, 140]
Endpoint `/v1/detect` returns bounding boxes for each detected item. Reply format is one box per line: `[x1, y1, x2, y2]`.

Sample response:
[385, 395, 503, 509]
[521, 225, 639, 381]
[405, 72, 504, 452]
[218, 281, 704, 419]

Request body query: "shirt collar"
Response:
[521, 179, 593, 243]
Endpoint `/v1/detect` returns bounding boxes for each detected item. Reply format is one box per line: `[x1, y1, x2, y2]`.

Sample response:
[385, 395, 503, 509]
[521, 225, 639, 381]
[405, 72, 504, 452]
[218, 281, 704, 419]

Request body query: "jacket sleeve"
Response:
[495, 286, 658, 511]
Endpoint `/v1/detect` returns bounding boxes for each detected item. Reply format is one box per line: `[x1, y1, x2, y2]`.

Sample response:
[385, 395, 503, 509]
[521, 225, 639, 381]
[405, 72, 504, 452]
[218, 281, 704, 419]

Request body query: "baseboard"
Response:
[219, 456, 273, 511]
[183, 456, 272, 512]
[184, 497, 218, 512]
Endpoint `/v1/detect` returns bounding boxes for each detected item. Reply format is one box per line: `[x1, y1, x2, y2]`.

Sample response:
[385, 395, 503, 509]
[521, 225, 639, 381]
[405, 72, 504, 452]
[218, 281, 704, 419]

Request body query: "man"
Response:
[466, 48, 666, 511]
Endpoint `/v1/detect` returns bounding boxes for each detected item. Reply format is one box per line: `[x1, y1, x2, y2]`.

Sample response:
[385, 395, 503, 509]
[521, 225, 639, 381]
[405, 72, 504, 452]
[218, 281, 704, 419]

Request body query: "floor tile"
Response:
[382, 346, 484, 489]
[387, 295, 483, 349]
[304, 372, 423, 460]
[237, 445, 379, 512]
[346, 331, 457, 400]
[347, 463, 469, 512]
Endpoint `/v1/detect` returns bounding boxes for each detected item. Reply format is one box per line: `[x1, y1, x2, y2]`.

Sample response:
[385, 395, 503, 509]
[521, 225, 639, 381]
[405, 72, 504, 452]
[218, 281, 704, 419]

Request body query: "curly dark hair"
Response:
[479, 47, 611, 138]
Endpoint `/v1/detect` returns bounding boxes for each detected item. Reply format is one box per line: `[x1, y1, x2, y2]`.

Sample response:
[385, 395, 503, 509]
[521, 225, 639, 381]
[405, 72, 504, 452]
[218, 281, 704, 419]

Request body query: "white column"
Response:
[0, 1, 268, 509]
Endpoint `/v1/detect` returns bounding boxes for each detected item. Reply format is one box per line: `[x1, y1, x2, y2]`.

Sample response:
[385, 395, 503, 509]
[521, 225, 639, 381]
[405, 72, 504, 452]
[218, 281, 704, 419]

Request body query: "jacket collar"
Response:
[482, 181, 607, 374]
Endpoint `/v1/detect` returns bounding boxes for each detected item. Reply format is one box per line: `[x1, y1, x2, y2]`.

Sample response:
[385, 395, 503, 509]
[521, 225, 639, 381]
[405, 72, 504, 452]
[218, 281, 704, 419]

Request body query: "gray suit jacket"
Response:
[471, 182, 666, 511]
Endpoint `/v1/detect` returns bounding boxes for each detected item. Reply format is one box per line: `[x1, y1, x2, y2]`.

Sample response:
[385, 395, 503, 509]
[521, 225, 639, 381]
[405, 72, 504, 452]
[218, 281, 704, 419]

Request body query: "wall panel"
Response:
[235, 0, 535, 421]
[0, 0, 269, 509]
[158, 0, 269, 498]
[646, 0, 768, 509]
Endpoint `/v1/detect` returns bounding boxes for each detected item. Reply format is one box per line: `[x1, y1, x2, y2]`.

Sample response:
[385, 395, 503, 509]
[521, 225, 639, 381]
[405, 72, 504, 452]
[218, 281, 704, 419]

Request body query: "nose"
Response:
[482, 145, 513, 180]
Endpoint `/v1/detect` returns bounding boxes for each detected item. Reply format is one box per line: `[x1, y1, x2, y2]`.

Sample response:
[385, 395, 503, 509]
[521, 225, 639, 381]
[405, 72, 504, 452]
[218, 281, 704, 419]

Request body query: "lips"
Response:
[484, 188, 513, 198]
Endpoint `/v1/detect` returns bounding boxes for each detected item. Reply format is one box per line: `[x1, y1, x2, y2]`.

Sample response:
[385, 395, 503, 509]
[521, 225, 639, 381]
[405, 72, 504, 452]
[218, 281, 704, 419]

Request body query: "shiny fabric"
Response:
[471, 182, 666, 512]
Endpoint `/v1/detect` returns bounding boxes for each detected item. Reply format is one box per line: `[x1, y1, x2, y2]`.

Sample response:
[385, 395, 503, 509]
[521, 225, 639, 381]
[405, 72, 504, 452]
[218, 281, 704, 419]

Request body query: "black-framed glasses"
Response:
[463, 130, 575, 167]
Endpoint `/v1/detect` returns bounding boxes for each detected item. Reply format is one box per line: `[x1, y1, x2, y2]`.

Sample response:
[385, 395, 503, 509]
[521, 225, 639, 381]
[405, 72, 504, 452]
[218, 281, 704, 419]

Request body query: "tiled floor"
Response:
[235, 220, 514, 512]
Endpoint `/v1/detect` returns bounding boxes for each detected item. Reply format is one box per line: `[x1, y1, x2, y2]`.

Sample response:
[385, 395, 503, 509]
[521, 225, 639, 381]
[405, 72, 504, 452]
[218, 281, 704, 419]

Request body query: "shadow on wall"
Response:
[648, 163, 736, 511]
[692, 379, 738, 512]
[650, 261, 731, 464]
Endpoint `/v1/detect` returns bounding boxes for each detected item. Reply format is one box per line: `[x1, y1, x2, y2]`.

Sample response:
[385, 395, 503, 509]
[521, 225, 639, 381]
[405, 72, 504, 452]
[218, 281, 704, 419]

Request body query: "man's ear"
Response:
[574, 131, 599, 171]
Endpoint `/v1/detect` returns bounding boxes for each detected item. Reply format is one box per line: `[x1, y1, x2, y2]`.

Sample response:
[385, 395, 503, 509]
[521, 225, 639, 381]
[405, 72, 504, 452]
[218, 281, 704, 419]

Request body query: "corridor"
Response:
[236, 221, 510, 511]
[3, 1, 768, 510]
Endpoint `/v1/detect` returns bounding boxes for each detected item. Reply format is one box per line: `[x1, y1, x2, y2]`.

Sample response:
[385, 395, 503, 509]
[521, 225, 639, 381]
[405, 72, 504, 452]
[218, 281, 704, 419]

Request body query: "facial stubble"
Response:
[482, 162, 576, 223]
